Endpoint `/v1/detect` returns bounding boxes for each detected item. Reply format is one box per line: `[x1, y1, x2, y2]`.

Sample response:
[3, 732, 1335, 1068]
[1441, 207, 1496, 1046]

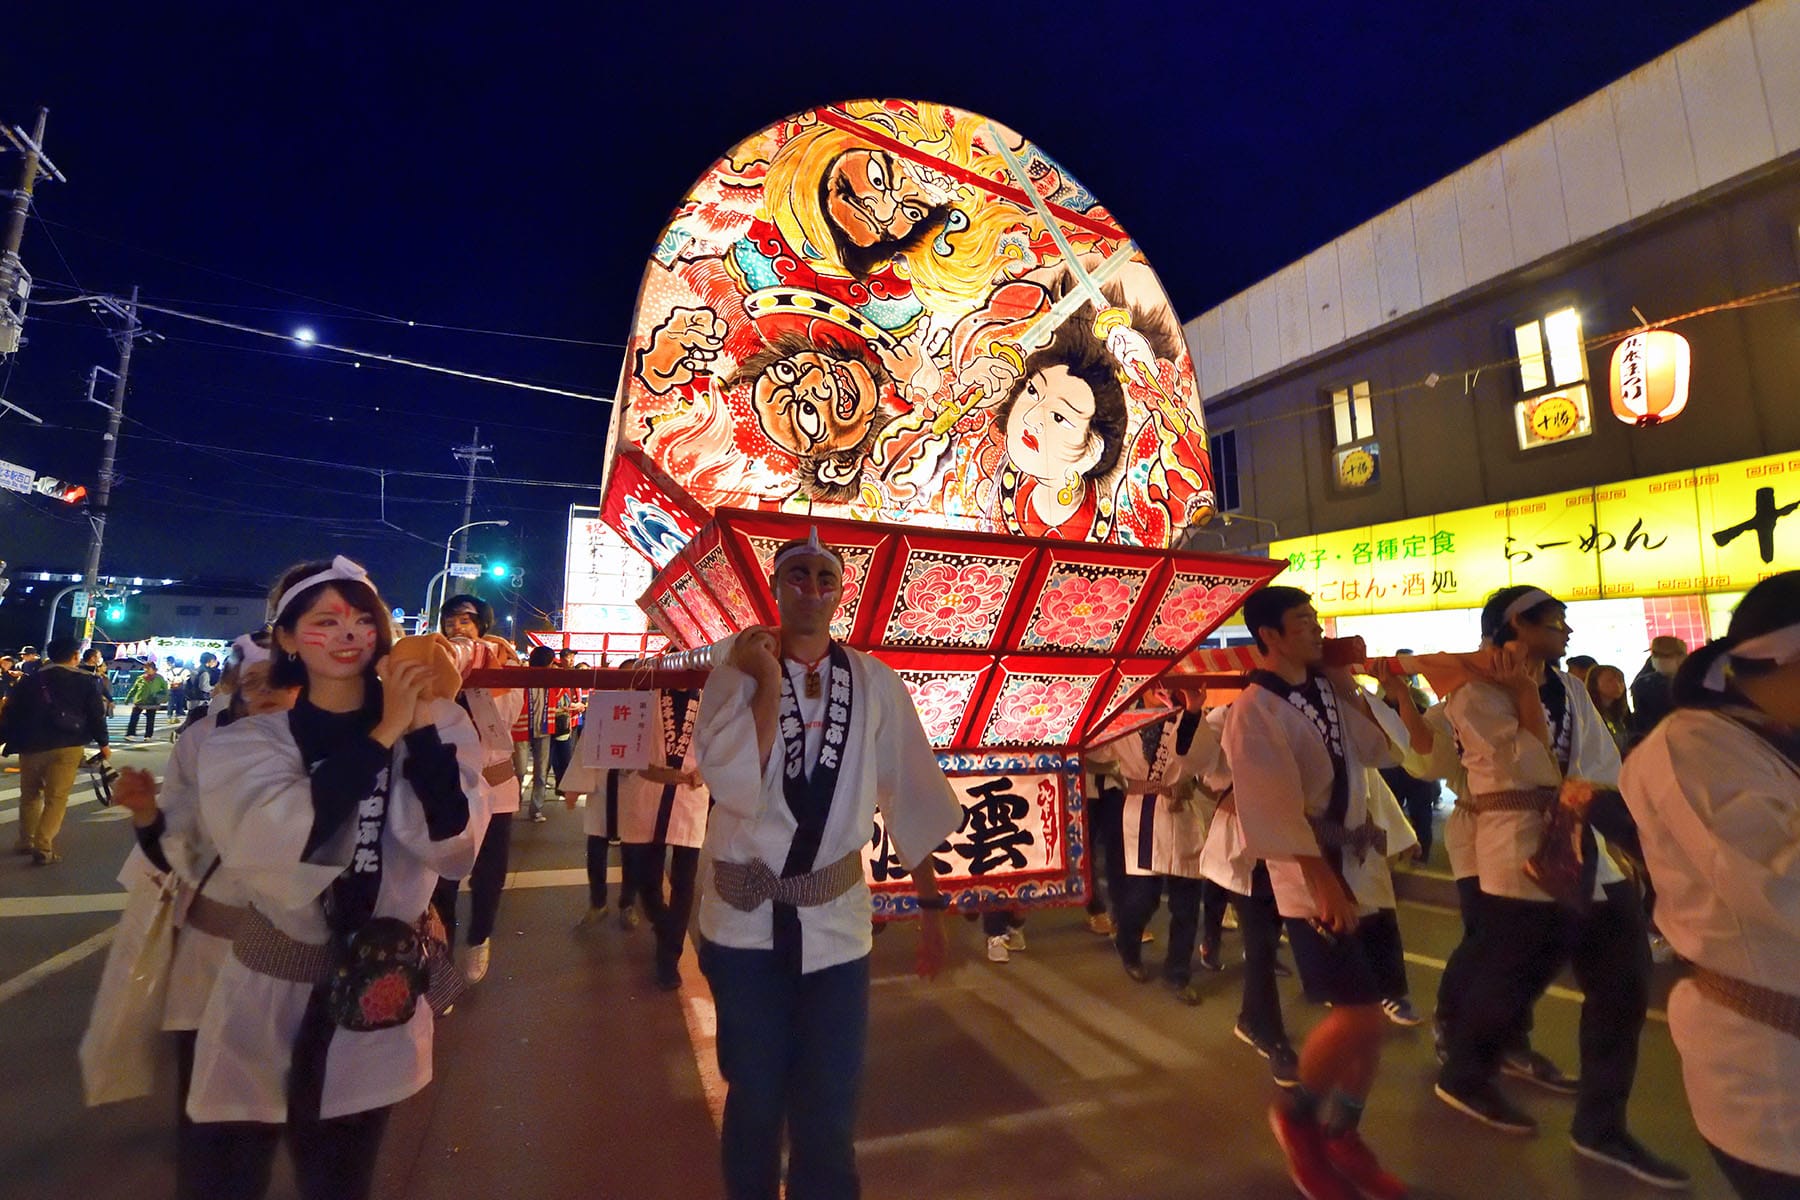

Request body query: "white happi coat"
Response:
[560, 692, 709, 847]
[154, 707, 255, 1031]
[695, 641, 961, 975]
[1621, 708, 1800, 1175]
[1115, 712, 1224, 880]
[1445, 671, 1625, 903]
[1222, 675, 1396, 920]
[459, 685, 524, 815]
[1197, 705, 1259, 895]
[186, 699, 487, 1123]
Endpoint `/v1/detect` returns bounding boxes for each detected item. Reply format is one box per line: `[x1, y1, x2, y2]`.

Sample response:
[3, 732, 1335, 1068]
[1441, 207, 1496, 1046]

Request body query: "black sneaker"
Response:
[1268, 1041, 1301, 1089]
[1501, 1047, 1579, 1095]
[1432, 1016, 1450, 1064]
[1433, 1079, 1537, 1135]
[1198, 942, 1224, 972]
[1122, 960, 1152, 983]
[1166, 978, 1203, 1006]
[654, 960, 681, 992]
[1571, 1131, 1691, 1190]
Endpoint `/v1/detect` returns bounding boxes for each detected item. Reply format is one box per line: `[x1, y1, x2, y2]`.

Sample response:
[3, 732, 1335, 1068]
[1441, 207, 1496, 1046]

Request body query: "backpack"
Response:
[38, 673, 90, 739]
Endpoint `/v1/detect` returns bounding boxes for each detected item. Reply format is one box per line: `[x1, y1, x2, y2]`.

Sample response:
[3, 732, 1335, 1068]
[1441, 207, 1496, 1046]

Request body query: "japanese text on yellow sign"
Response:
[1271, 449, 1800, 616]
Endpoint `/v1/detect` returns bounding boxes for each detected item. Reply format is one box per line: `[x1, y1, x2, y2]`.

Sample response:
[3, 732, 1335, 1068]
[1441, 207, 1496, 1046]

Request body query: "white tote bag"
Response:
[79, 874, 177, 1106]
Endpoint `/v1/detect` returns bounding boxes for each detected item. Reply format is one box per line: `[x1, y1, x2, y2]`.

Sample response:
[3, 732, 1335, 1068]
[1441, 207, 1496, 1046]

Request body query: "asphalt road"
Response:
[0, 731, 1732, 1198]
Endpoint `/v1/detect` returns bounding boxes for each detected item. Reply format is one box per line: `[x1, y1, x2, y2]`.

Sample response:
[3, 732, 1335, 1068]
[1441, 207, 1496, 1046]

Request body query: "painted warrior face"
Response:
[752, 349, 881, 456]
[1003, 365, 1101, 483]
[824, 149, 934, 249]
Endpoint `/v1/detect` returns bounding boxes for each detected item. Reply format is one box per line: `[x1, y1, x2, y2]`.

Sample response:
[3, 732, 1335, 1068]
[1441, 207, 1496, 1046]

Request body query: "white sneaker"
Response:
[986, 935, 1011, 963]
[1002, 928, 1028, 952]
[463, 940, 491, 984]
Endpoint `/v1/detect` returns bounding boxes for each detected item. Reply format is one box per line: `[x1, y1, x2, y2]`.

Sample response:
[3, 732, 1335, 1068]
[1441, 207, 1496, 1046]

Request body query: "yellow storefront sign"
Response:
[1272, 449, 1800, 616]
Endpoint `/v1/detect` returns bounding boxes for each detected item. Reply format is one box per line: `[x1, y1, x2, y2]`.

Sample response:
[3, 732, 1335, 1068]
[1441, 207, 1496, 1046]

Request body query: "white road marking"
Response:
[0, 926, 115, 1006]
[942, 962, 1137, 1080]
[0, 892, 129, 918]
[1003, 954, 1201, 1067]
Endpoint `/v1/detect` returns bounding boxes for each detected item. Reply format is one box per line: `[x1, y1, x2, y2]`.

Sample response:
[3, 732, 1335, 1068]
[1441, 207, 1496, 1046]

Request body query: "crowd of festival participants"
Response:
[70, 537, 1797, 1200]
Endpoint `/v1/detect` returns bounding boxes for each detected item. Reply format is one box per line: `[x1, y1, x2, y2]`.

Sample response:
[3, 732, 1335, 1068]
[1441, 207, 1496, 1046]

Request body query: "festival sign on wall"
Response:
[607, 99, 1215, 553]
[1272, 448, 1800, 617]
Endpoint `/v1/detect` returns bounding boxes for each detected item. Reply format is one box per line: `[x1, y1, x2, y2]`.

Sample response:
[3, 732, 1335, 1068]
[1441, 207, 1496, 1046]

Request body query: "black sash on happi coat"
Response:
[652, 689, 697, 844]
[287, 691, 392, 1122]
[1247, 669, 1351, 881]
[774, 643, 854, 973]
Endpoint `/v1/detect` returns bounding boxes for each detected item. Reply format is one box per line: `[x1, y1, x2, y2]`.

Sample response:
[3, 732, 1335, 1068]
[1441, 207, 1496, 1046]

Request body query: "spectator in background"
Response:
[1630, 636, 1688, 742]
[18, 646, 42, 676]
[0, 636, 110, 864]
[80, 648, 114, 719]
[166, 658, 191, 720]
[1587, 665, 1631, 757]
[0, 654, 18, 710]
[524, 645, 565, 822]
[125, 660, 171, 740]
[1566, 655, 1598, 686]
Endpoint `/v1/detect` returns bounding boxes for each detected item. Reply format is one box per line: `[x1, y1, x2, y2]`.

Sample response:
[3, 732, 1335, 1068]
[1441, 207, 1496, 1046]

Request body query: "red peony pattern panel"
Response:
[1138, 573, 1254, 655]
[694, 546, 760, 627]
[1021, 565, 1145, 652]
[650, 591, 703, 648]
[981, 674, 1096, 746]
[885, 552, 1020, 647]
[897, 671, 982, 747]
[672, 573, 732, 641]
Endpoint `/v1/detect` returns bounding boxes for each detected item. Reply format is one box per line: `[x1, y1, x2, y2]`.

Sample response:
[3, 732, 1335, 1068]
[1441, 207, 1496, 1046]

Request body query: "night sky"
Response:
[1, 0, 1749, 631]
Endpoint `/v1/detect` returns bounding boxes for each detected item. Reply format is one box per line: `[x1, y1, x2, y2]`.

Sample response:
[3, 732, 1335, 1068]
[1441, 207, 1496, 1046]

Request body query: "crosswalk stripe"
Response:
[1002, 954, 1201, 1067]
[945, 963, 1137, 1080]
[0, 927, 115, 1007]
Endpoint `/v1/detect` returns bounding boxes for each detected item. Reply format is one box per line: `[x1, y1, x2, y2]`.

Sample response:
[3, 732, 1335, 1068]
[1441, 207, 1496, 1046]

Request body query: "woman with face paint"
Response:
[111, 631, 301, 1189]
[1621, 571, 1800, 1199]
[179, 558, 487, 1200]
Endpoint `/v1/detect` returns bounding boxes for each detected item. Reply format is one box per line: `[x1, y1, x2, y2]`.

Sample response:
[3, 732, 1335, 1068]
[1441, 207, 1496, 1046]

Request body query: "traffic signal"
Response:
[489, 562, 510, 580]
[31, 475, 86, 503]
[105, 599, 125, 622]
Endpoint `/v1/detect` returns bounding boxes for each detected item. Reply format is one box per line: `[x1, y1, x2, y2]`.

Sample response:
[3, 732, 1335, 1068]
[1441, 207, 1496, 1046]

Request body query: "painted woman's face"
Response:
[284, 586, 379, 682]
[1003, 365, 1100, 483]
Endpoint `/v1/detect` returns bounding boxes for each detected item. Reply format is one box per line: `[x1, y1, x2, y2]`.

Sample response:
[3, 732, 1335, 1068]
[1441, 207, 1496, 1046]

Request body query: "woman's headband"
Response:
[1703, 621, 1800, 692]
[272, 555, 373, 623]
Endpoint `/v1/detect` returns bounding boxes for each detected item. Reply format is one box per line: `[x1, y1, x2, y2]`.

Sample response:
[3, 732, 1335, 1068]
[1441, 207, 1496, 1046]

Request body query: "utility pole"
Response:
[451, 425, 492, 563]
[1, 107, 66, 359]
[80, 285, 142, 643]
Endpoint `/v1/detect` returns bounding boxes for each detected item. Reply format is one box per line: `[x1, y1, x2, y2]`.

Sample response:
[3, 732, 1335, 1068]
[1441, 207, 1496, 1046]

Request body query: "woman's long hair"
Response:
[266, 560, 395, 690]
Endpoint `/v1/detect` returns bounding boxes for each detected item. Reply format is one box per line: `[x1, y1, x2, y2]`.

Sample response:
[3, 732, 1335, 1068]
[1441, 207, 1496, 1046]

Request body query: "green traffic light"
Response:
[489, 562, 509, 579]
[106, 606, 124, 621]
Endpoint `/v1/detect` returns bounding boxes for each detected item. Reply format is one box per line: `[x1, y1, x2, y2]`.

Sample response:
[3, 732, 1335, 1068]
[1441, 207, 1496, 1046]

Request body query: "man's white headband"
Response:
[1501, 588, 1557, 629]
[230, 633, 270, 667]
[272, 555, 373, 623]
[771, 527, 844, 574]
[1703, 621, 1800, 692]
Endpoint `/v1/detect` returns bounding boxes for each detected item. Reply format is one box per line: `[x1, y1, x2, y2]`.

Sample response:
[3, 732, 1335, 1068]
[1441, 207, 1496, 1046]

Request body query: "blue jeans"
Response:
[697, 941, 870, 1200]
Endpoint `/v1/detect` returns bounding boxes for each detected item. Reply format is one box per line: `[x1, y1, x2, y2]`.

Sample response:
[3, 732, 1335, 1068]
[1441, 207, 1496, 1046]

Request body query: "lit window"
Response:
[1208, 429, 1240, 512]
[1511, 305, 1594, 450]
[1330, 380, 1374, 447]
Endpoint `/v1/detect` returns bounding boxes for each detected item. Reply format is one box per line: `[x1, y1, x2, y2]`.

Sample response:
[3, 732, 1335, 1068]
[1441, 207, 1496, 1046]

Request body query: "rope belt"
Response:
[1308, 816, 1387, 858]
[1463, 787, 1559, 814]
[232, 905, 334, 985]
[184, 892, 247, 940]
[711, 848, 865, 913]
[1688, 963, 1800, 1041]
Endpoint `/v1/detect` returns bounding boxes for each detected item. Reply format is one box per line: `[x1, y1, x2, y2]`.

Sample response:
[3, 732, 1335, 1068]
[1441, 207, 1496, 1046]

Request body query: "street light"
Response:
[428, 519, 509, 628]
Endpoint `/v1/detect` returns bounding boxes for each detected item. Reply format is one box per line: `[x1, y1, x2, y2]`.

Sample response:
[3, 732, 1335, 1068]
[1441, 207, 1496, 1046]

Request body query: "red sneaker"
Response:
[1324, 1130, 1410, 1200]
[1268, 1104, 1355, 1200]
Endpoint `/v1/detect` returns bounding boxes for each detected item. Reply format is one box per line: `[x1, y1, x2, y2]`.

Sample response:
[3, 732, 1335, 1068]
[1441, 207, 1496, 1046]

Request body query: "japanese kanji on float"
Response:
[596, 98, 1286, 915]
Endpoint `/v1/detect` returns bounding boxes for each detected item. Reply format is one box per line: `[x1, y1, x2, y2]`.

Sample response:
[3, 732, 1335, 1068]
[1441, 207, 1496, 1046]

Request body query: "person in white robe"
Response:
[1223, 586, 1409, 1200]
[1113, 686, 1227, 1003]
[560, 657, 648, 930]
[1620, 574, 1800, 1199]
[1197, 700, 1300, 1086]
[430, 593, 525, 985]
[1436, 585, 1687, 1190]
[110, 632, 299, 1173]
[693, 529, 962, 1200]
[621, 687, 709, 988]
[181, 558, 487, 1200]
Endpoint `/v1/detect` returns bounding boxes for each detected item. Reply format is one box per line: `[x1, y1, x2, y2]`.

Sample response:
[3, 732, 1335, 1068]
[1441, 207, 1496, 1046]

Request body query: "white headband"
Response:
[1703, 621, 1800, 692]
[771, 527, 844, 574]
[230, 633, 270, 667]
[272, 555, 373, 623]
[1501, 588, 1557, 629]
